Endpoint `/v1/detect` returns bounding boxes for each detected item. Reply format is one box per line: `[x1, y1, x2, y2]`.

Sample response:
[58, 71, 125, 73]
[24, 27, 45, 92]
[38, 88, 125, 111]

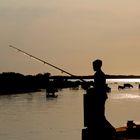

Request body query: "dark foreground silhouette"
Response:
[82, 59, 116, 140]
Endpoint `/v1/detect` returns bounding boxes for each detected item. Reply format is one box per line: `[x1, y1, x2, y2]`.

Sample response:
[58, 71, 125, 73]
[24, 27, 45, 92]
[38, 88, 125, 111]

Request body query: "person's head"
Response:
[92, 59, 102, 71]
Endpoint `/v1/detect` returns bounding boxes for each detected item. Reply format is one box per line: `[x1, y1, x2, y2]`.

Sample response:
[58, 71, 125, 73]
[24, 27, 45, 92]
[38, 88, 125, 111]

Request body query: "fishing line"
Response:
[9, 45, 86, 82]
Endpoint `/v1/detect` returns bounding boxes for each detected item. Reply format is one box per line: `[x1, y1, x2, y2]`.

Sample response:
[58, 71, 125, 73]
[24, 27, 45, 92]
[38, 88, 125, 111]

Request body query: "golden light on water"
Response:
[110, 93, 140, 100]
[107, 79, 140, 83]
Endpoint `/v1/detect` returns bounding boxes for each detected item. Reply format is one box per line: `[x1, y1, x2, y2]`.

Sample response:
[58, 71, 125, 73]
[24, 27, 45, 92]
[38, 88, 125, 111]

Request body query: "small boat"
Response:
[115, 120, 140, 139]
[46, 87, 58, 98]
[46, 93, 58, 98]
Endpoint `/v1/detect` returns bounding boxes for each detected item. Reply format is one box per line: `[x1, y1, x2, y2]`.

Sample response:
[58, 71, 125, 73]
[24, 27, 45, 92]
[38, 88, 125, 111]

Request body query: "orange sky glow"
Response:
[1, 0, 140, 76]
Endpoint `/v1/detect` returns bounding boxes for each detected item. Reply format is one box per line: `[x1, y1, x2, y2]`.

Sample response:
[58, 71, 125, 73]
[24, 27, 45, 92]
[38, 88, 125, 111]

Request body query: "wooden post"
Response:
[82, 88, 116, 140]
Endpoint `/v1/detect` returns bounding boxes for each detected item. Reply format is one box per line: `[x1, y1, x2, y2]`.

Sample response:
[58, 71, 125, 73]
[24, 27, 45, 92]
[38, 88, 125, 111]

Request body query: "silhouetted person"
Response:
[83, 59, 116, 140]
[92, 59, 107, 119]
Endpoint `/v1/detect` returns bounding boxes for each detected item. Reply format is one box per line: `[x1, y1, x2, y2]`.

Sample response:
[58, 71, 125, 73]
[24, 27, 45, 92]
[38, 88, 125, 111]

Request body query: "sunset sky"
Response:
[1, 0, 140, 76]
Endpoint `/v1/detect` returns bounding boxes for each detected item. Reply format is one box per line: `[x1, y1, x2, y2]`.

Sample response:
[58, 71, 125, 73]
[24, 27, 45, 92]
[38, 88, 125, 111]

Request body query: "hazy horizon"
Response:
[1, 0, 140, 76]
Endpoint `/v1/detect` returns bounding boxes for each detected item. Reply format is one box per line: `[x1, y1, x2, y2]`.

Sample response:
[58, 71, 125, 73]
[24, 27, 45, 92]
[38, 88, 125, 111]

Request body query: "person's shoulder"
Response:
[99, 70, 105, 75]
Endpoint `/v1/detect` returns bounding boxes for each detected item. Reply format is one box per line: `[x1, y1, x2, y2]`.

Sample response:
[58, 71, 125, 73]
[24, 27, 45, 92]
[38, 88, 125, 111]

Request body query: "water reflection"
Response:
[109, 92, 140, 100]
[0, 84, 140, 140]
[107, 78, 140, 83]
[0, 90, 83, 140]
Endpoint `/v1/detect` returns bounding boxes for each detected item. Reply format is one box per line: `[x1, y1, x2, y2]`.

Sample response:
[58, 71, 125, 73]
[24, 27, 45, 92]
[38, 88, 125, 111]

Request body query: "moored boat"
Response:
[46, 93, 58, 98]
[115, 120, 140, 140]
[46, 85, 58, 98]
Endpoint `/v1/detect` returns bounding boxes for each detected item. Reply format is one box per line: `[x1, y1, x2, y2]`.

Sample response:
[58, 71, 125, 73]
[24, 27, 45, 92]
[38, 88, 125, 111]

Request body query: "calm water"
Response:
[0, 79, 140, 140]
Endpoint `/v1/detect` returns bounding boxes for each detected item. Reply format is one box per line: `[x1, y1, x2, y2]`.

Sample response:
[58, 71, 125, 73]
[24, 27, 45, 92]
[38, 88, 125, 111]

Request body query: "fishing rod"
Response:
[9, 45, 86, 83]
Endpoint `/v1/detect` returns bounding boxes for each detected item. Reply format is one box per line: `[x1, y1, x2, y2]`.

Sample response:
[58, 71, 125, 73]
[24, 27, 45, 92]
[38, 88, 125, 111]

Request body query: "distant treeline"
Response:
[0, 72, 140, 94]
[51, 74, 140, 79]
[0, 72, 84, 94]
[106, 74, 140, 79]
[0, 72, 51, 94]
